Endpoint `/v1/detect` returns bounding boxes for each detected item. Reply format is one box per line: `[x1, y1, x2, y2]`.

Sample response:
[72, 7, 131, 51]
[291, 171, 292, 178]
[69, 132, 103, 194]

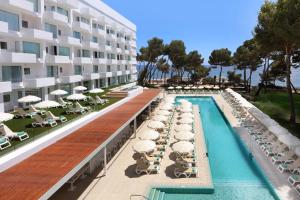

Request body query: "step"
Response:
[158, 191, 165, 200]
[153, 190, 160, 200]
[148, 189, 156, 200]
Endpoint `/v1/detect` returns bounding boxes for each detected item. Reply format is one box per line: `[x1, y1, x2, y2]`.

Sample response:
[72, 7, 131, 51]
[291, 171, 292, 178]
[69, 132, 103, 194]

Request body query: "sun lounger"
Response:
[265, 143, 287, 157]
[58, 97, 72, 108]
[32, 115, 57, 128]
[141, 153, 161, 164]
[0, 136, 11, 150]
[96, 96, 108, 104]
[174, 162, 197, 178]
[295, 184, 300, 195]
[75, 102, 91, 112]
[271, 151, 297, 165]
[135, 157, 160, 175]
[0, 124, 29, 141]
[14, 107, 36, 118]
[45, 111, 67, 123]
[278, 158, 300, 173]
[288, 169, 300, 186]
[88, 97, 101, 105]
[29, 105, 45, 115]
[66, 105, 86, 114]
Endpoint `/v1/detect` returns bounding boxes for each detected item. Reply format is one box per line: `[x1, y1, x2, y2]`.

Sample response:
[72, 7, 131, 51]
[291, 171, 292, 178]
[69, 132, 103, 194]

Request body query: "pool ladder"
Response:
[130, 194, 150, 200]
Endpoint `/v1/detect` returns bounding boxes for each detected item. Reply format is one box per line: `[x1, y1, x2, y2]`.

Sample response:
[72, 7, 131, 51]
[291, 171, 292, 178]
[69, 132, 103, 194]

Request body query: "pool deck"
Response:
[66, 92, 298, 200]
[79, 102, 213, 200]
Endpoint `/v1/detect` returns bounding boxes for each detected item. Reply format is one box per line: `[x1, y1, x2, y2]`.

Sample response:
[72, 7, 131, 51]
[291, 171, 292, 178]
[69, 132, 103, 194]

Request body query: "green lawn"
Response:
[251, 91, 300, 138]
[0, 96, 122, 156]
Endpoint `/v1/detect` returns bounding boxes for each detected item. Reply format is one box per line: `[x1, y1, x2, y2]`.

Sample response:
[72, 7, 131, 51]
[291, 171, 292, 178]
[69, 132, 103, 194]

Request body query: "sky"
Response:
[102, 0, 264, 64]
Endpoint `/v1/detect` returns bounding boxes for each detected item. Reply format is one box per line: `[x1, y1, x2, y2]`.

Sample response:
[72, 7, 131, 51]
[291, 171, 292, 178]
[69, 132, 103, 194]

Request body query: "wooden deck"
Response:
[0, 89, 161, 200]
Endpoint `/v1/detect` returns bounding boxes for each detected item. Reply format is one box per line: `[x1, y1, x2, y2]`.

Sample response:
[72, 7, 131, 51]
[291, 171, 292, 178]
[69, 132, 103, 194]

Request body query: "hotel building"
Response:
[0, 0, 137, 112]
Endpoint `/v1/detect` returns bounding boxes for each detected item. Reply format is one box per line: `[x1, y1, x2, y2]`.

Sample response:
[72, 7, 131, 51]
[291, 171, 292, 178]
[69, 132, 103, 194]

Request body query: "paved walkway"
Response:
[79, 102, 212, 200]
[0, 89, 161, 200]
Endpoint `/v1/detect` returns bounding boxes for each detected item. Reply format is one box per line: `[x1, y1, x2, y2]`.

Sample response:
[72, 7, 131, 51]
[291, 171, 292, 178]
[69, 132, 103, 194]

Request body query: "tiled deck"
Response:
[79, 102, 212, 200]
[0, 89, 161, 200]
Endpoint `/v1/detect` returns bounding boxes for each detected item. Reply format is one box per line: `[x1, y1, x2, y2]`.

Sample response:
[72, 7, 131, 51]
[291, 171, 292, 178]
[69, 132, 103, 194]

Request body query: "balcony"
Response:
[116, 48, 122, 53]
[22, 28, 53, 41]
[0, 51, 36, 63]
[24, 77, 55, 88]
[1, 0, 34, 14]
[44, 11, 69, 26]
[93, 58, 106, 65]
[59, 75, 82, 83]
[73, 21, 91, 33]
[59, 36, 81, 47]
[121, 60, 126, 65]
[83, 41, 99, 50]
[73, 57, 92, 64]
[83, 73, 100, 80]
[0, 21, 8, 34]
[124, 50, 129, 55]
[57, 0, 78, 9]
[107, 59, 117, 65]
[125, 70, 130, 75]
[118, 37, 126, 43]
[0, 81, 12, 93]
[130, 41, 137, 48]
[93, 28, 105, 36]
[130, 59, 137, 65]
[105, 72, 112, 77]
[105, 45, 112, 52]
[131, 49, 137, 56]
[117, 71, 122, 76]
[46, 54, 71, 64]
[80, 7, 98, 18]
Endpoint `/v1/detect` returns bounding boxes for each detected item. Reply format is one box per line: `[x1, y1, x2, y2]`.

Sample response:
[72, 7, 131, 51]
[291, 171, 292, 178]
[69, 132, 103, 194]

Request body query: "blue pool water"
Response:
[151, 96, 279, 200]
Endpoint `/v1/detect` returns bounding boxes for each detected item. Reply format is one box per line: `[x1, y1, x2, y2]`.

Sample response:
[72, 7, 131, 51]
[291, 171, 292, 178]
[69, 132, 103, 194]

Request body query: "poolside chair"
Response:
[139, 153, 161, 164]
[29, 105, 45, 115]
[14, 107, 36, 118]
[96, 96, 108, 104]
[277, 158, 300, 173]
[173, 162, 197, 178]
[45, 111, 67, 123]
[32, 115, 57, 128]
[88, 97, 101, 105]
[75, 102, 91, 112]
[271, 151, 297, 165]
[288, 168, 300, 186]
[295, 184, 300, 195]
[135, 157, 160, 175]
[66, 105, 86, 115]
[0, 124, 29, 141]
[0, 136, 11, 150]
[264, 143, 287, 157]
[148, 149, 165, 158]
[176, 154, 196, 166]
[58, 97, 72, 108]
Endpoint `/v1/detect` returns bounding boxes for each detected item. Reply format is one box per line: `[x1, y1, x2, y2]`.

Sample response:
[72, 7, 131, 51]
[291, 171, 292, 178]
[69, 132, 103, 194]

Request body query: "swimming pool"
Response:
[150, 96, 279, 200]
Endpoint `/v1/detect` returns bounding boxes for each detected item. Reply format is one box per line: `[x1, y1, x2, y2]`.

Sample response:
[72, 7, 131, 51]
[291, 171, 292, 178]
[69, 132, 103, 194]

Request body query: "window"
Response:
[59, 46, 70, 56]
[117, 65, 121, 71]
[111, 54, 116, 60]
[24, 68, 30, 75]
[117, 43, 120, 48]
[82, 50, 90, 57]
[75, 16, 80, 22]
[92, 23, 97, 29]
[74, 65, 82, 75]
[73, 31, 81, 40]
[45, 23, 57, 38]
[57, 7, 68, 17]
[22, 20, 28, 28]
[3, 94, 10, 103]
[106, 29, 109, 34]
[0, 42, 7, 49]
[58, 29, 61, 36]
[99, 52, 104, 58]
[27, 0, 39, 12]
[106, 40, 111, 46]
[23, 41, 40, 57]
[98, 24, 104, 30]
[125, 45, 128, 50]
[93, 51, 98, 58]
[125, 65, 128, 70]
[107, 53, 111, 59]
[92, 36, 98, 43]
[93, 65, 98, 73]
[107, 65, 111, 72]
[47, 66, 58, 77]
[60, 67, 63, 73]
[81, 17, 89, 24]
[2, 66, 22, 83]
[0, 10, 19, 31]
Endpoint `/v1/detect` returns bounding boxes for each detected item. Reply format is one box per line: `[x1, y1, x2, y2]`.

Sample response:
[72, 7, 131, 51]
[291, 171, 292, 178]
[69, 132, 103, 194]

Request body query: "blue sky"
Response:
[103, 0, 264, 64]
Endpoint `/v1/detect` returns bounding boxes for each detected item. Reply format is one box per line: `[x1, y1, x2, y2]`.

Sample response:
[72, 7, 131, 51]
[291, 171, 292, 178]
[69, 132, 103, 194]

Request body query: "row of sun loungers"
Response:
[134, 101, 175, 175]
[222, 91, 300, 194]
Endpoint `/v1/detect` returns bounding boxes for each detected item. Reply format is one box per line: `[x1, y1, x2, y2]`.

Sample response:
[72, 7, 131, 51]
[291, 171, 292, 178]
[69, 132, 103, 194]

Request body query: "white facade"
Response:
[0, 0, 137, 112]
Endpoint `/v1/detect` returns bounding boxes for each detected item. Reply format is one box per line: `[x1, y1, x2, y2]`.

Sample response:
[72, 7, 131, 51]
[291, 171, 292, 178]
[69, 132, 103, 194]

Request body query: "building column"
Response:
[0, 93, 4, 112]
